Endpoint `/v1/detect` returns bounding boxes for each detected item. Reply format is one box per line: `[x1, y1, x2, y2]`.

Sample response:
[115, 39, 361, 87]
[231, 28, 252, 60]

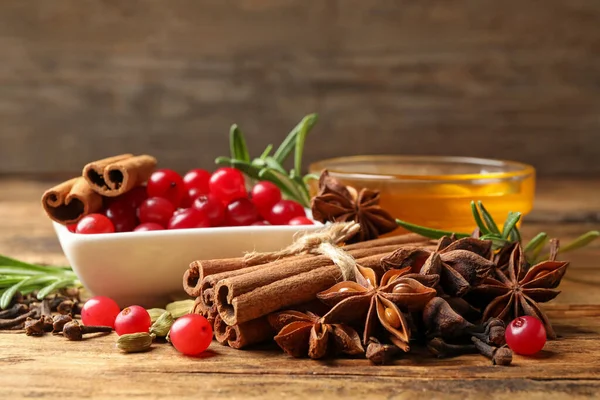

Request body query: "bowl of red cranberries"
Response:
[54, 167, 322, 307]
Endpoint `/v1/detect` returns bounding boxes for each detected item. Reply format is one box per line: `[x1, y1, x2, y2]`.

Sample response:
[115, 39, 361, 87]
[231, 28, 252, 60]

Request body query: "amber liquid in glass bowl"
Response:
[309, 156, 536, 233]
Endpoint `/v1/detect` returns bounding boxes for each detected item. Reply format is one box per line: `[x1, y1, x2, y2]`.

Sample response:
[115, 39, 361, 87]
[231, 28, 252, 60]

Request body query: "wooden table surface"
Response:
[1, 178, 599, 399]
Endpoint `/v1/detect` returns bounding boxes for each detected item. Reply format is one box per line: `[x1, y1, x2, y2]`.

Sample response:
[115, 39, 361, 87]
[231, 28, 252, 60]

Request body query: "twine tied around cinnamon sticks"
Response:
[243, 221, 362, 282]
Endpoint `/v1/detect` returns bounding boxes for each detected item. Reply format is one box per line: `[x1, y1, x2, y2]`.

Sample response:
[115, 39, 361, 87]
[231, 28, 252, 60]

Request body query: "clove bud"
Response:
[365, 337, 400, 365]
[0, 303, 28, 319]
[52, 314, 73, 334]
[62, 320, 112, 341]
[24, 317, 46, 336]
[471, 337, 512, 366]
[57, 300, 82, 316]
[0, 309, 38, 330]
[427, 337, 477, 358]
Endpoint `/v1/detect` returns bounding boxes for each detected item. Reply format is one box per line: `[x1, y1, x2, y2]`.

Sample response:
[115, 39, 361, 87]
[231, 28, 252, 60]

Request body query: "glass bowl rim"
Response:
[308, 155, 535, 183]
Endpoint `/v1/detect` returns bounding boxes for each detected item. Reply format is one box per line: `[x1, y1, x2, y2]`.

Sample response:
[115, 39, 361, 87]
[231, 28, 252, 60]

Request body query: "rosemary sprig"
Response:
[0, 254, 81, 309]
[215, 114, 318, 208]
[396, 201, 599, 264]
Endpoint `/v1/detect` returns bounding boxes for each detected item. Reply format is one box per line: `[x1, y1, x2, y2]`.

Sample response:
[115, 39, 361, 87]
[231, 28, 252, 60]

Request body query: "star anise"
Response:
[466, 241, 569, 339]
[317, 265, 437, 352]
[268, 310, 364, 359]
[310, 170, 397, 243]
[381, 237, 495, 297]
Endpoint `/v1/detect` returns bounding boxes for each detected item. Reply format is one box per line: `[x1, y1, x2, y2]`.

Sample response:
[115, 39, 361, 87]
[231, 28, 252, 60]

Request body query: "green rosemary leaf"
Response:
[259, 144, 273, 160]
[215, 156, 233, 167]
[0, 255, 55, 273]
[262, 156, 288, 175]
[501, 212, 522, 239]
[303, 173, 320, 184]
[479, 234, 510, 249]
[259, 168, 308, 207]
[558, 231, 600, 255]
[477, 201, 501, 235]
[470, 201, 490, 235]
[293, 115, 312, 178]
[509, 226, 522, 244]
[229, 159, 262, 180]
[273, 114, 318, 164]
[395, 219, 470, 240]
[36, 278, 78, 301]
[524, 232, 548, 254]
[229, 124, 250, 163]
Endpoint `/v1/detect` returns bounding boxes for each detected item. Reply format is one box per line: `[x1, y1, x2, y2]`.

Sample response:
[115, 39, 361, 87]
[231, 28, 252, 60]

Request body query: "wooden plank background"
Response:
[1, 0, 599, 177]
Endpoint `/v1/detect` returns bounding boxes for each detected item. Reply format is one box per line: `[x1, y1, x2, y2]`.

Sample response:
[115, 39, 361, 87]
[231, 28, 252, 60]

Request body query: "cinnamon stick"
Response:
[83, 154, 157, 197]
[41, 177, 103, 225]
[192, 297, 217, 328]
[183, 233, 429, 296]
[201, 244, 404, 307]
[215, 253, 395, 326]
[213, 314, 273, 349]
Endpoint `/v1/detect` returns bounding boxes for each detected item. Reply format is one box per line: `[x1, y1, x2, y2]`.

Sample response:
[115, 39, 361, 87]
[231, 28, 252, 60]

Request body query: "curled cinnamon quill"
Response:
[41, 177, 103, 225]
[83, 154, 157, 197]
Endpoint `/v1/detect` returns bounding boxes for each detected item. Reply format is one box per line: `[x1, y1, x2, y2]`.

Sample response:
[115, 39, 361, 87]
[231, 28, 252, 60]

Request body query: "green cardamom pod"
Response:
[165, 299, 194, 319]
[146, 308, 167, 323]
[150, 311, 174, 337]
[116, 332, 155, 353]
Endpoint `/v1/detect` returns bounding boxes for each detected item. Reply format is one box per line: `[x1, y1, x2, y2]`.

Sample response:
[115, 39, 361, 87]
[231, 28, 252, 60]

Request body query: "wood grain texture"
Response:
[1, 305, 600, 399]
[0, 1, 599, 176]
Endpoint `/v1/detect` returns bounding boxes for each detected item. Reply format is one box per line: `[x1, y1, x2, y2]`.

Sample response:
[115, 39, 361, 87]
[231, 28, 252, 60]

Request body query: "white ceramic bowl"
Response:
[53, 221, 323, 307]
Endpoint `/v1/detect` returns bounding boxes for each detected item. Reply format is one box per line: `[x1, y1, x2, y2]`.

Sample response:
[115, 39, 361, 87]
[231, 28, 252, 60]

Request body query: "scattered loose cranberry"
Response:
[114, 305, 152, 336]
[147, 169, 185, 207]
[251, 181, 282, 217]
[81, 296, 121, 328]
[169, 314, 213, 356]
[505, 316, 547, 355]
[105, 201, 138, 232]
[209, 167, 247, 204]
[225, 198, 260, 226]
[267, 200, 305, 225]
[137, 197, 175, 227]
[134, 222, 165, 232]
[193, 194, 226, 226]
[76, 214, 115, 234]
[183, 169, 211, 196]
[168, 208, 211, 230]
[288, 216, 314, 226]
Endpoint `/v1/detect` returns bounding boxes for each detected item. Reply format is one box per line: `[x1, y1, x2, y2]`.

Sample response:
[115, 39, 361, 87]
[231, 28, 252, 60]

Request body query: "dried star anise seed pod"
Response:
[466, 241, 568, 339]
[310, 170, 397, 243]
[318, 265, 437, 350]
[381, 237, 495, 297]
[268, 310, 364, 359]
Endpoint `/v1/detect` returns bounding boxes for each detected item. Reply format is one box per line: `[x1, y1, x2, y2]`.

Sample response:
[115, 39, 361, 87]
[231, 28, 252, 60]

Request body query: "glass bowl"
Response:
[309, 155, 535, 233]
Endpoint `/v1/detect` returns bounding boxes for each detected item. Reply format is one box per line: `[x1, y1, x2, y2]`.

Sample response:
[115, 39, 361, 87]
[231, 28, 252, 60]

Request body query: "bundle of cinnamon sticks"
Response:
[183, 231, 433, 349]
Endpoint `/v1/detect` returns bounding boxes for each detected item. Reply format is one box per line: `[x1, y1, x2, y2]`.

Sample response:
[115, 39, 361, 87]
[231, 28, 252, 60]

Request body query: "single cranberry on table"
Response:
[183, 169, 211, 195]
[137, 197, 175, 227]
[267, 200, 306, 225]
[134, 222, 165, 232]
[209, 167, 247, 204]
[76, 214, 115, 234]
[169, 314, 213, 356]
[193, 194, 226, 226]
[168, 208, 211, 230]
[225, 198, 260, 226]
[114, 305, 152, 336]
[81, 296, 121, 328]
[105, 201, 138, 232]
[505, 316, 547, 355]
[251, 181, 282, 217]
[288, 216, 314, 226]
[147, 169, 186, 207]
